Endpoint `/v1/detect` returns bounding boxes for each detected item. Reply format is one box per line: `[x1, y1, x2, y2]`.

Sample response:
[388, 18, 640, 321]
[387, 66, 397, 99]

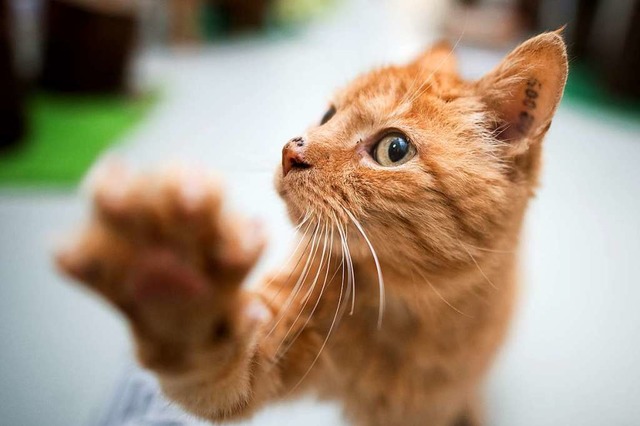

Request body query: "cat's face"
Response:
[276, 33, 568, 273]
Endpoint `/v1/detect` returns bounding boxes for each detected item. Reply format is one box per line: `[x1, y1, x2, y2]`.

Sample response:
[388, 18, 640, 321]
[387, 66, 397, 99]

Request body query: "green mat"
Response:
[0, 91, 158, 188]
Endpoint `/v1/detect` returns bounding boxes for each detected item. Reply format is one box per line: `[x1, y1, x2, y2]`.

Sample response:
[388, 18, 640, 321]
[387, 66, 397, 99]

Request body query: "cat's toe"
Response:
[92, 161, 149, 234]
[170, 167, 223, 220]
[215, 216, 266, 273]
[55, 236, 101, 284]
[55, 223, 133, 306]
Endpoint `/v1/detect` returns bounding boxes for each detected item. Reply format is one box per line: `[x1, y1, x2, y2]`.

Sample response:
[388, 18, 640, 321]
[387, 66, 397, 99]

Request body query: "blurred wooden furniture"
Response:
[0, 0, 26, 149]
[168, 0, 272, 44]
[582, 0, 640, 97]
[169, 0, 202, 43]
[213, 0, 271, 31]
[40, 0, 138, 93]
[522, 0, 640, 98]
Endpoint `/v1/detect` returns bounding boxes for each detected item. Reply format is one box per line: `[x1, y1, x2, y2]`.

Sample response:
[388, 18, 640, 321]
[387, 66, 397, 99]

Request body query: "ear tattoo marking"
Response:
[517, 78, 542, 135]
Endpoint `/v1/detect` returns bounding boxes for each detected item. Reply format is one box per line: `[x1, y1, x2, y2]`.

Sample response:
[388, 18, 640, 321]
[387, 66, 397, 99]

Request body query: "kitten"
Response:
[56, 31, 568, 426]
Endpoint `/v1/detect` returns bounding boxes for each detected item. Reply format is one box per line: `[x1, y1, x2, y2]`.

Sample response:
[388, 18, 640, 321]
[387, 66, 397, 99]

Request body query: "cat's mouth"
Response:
[284, 157, 311, 174]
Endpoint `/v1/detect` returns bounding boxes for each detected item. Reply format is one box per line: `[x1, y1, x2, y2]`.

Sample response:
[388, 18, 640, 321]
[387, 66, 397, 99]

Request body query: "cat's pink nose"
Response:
[282, 137, 311, 177]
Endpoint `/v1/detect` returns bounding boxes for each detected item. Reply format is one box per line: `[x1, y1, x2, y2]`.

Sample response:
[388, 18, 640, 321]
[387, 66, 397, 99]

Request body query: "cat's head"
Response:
[275, 32, 568, 274]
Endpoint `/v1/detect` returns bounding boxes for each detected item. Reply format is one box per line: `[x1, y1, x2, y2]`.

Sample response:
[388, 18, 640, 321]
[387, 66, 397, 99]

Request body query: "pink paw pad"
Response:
[130, 249, 210, 303]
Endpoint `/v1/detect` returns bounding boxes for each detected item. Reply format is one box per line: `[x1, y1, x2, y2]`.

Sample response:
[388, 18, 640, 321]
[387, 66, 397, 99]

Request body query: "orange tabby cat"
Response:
[56, 32, 568, 426]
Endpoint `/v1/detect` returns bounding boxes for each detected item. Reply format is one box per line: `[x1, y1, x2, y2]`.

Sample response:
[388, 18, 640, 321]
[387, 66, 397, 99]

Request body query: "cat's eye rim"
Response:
[369, 130, 417, 168]
[319, 105, 337, 126]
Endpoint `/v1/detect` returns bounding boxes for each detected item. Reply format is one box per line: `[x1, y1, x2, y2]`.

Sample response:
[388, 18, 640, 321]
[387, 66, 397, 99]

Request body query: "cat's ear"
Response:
[476, 31, 568, 155]
[411, 40, 458, 75]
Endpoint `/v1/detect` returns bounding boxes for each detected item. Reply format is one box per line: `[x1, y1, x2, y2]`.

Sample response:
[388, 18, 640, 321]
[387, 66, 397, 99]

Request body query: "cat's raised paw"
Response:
[55, 163, 267, 346]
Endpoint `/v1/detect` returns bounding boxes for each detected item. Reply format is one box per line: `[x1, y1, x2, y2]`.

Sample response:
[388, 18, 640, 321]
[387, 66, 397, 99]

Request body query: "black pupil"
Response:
[320, 106, 336, 125]
[388, 137, 408, 162]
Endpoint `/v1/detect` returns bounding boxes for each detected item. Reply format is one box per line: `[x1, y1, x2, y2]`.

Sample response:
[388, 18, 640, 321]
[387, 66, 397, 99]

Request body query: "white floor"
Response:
[1, 2, 640, 425]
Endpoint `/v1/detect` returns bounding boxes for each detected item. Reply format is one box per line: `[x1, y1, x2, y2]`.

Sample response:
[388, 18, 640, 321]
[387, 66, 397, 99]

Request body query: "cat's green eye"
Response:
[373, 133, 416, 167]
[320, 105, 336, 125]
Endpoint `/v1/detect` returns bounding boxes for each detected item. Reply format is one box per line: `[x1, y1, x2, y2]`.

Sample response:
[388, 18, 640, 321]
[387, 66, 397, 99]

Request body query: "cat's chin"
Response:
[273, 168, 305, 225]
[273, 168, 290, 205]
[280, 189, 306, 226]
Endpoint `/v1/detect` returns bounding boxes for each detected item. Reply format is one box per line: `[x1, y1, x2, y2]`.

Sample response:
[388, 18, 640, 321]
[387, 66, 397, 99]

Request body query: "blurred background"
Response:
[0, 0, 639, 425]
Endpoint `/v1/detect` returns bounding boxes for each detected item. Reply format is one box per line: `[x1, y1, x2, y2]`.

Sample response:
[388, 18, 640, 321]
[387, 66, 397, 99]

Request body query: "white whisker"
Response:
[287, 234, 346, 396]
[415, 268, 472, 318]
[293, 211, 312, 230]
[277, 223, 337, 359]
[463, 242, 515, 254]
[263, 218, 314, 291]
[266, 221, 323, 339]
[336, 220, 355, 315]
[275, 222, 330, 355]
[459, 240, 498, 290]
[343, 208, 385, 329]
[264, 220, 318, 307]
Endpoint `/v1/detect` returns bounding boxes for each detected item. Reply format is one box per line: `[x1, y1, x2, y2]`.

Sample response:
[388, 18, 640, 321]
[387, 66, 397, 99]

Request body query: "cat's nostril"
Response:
[290, 136, 305, 147]
[282, 138, 311, 177]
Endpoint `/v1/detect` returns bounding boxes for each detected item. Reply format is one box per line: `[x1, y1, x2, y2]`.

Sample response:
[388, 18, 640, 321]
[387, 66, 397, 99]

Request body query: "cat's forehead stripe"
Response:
[334, 66, 458, 120]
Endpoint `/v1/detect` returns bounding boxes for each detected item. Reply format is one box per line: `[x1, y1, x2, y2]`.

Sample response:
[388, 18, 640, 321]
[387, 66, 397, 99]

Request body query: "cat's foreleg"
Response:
[55, 165, 323, 422]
